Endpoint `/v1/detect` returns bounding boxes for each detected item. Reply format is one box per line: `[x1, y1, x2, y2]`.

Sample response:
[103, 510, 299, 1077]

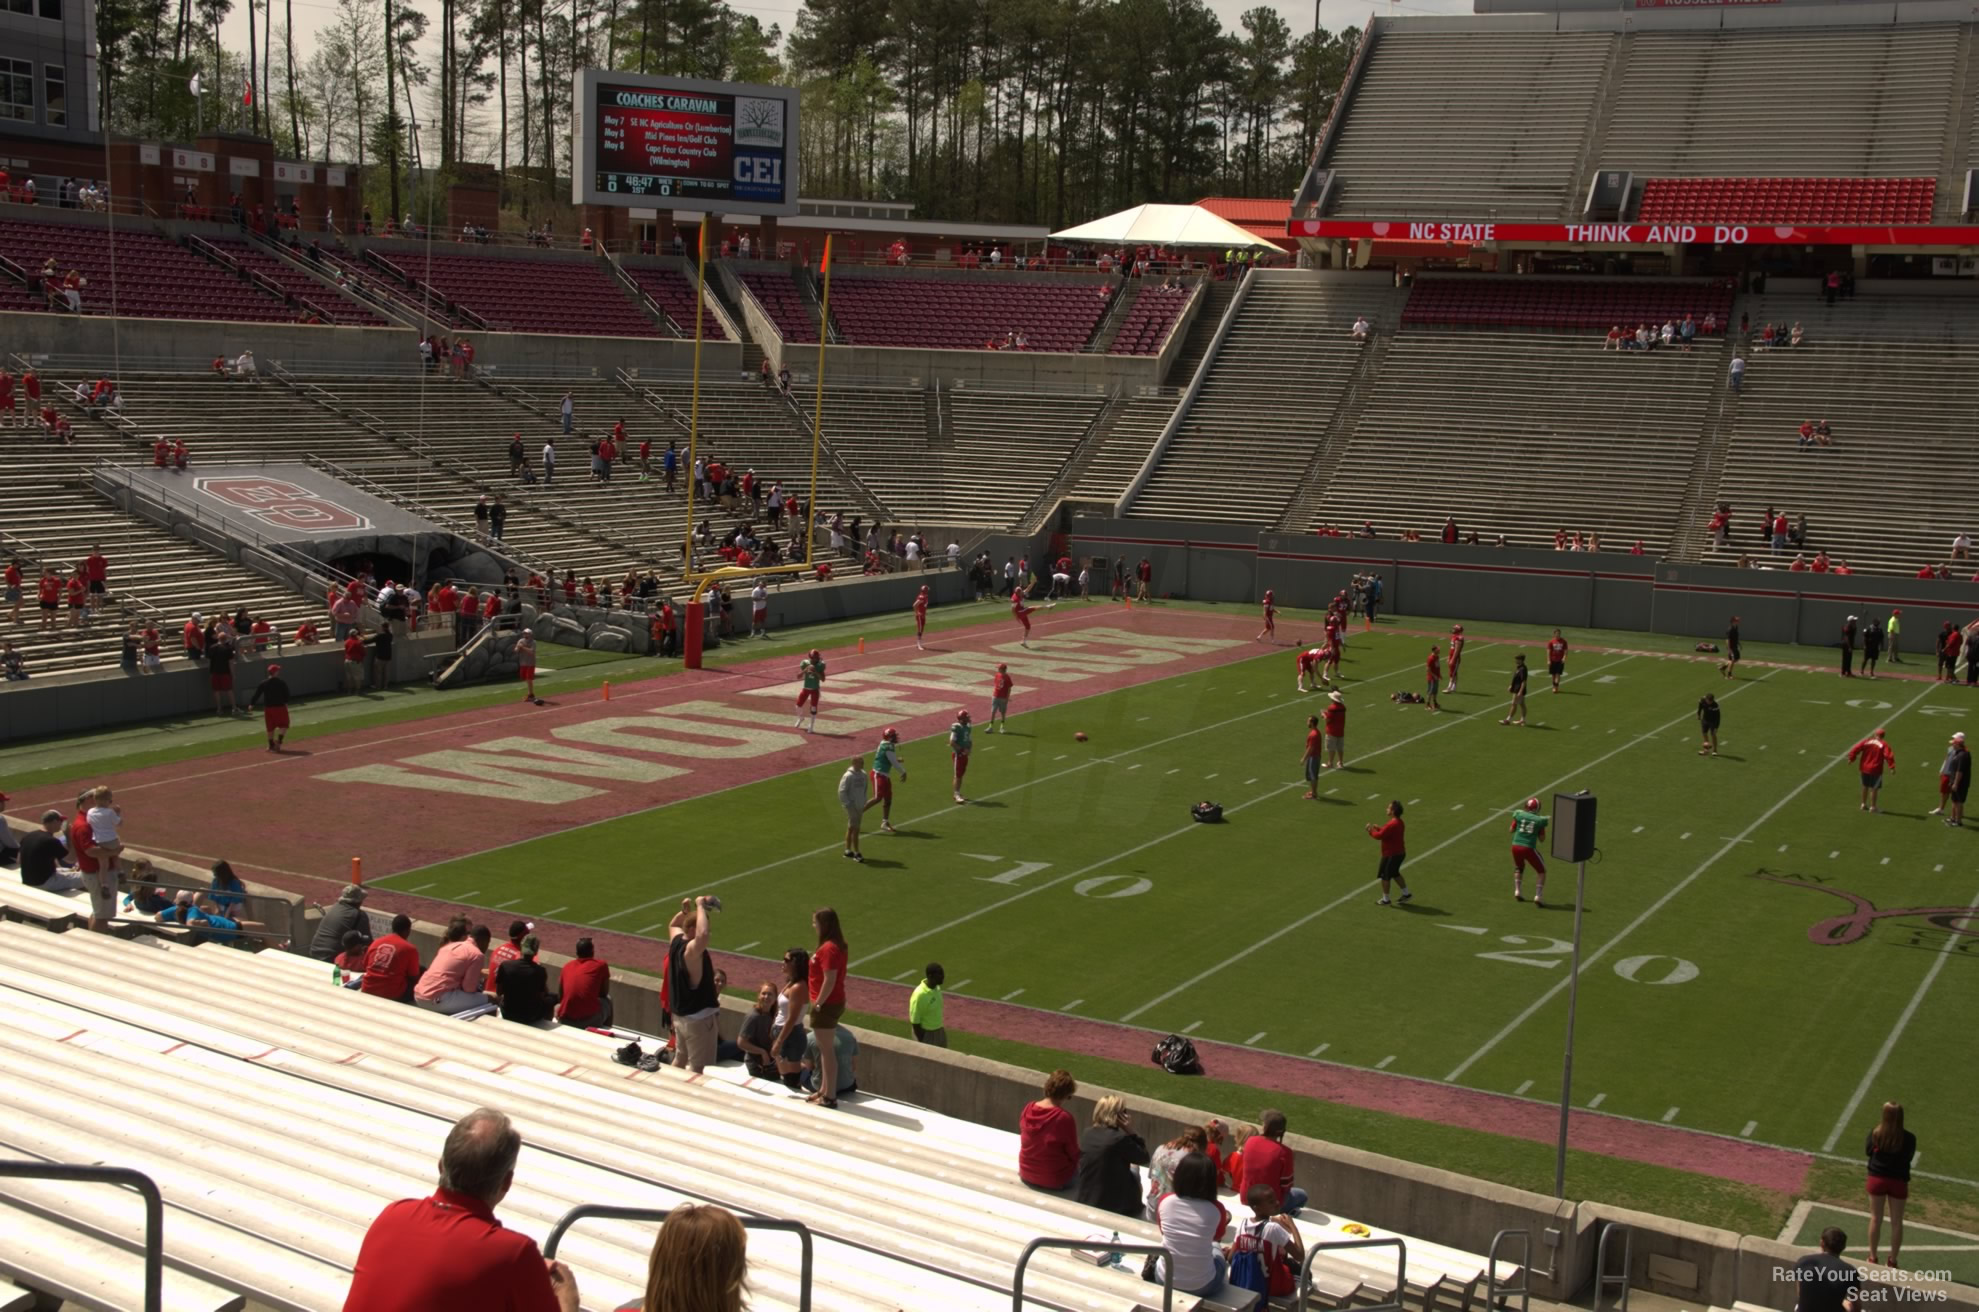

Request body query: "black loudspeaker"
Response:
[1552, 791, 1596, 862]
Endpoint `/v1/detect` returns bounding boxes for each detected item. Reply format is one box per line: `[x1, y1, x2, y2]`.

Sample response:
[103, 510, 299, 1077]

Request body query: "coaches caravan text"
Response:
[612, 92, 722, 113]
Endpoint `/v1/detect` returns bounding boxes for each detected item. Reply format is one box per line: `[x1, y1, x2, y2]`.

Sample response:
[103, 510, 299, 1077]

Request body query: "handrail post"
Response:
[1596, 1223, 1632, 1312]
[0, 1160, 165, 1312]
[542, 1204, 813, 1312]
[1488, 1228, 1532, 1312]
[1010, 1235, 1173, 1312]
[1295, 1235, 1408, 1312]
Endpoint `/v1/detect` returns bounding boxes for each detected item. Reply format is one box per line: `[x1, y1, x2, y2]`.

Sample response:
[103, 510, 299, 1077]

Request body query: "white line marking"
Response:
[1367, 792, 1380, 799]
[1823, 879, 1979, 1152]
[732, 941, 759, 953]
[1569, 725, 1579, 731]
[1167, 768, 1181, 775]
[1742, 1121, 1758, 1138]
[1375, 1055, 1396, 1070]
[1325, 787, 1338, 795]
[1002, 988, 1025, 1001]
[457, 890, 480, 900]
[1515, 1079, 1534, 1096]
[1054, 754, 1068, 761]
[1018, 750, 1032, 757]
[1451, 803, 1464, 811]
[1936, 864, 1945, 873]
[1127, 763, 1142, 770]
[1061, 999, 1084, 1012]
[961, 853, 1001, 863]
[1245, 778, 1259, 786]
[409, 882, 436, 893]
[540, 906, 567, 918]
[1244, 1031, 1267, 1046]
[1587, 1093, 1607, 1109]
[1439, 925, 1489, 937]
[1830, 850, 1840, 860]
[1309, 1043, 1330, 1057]
[495, 898, 522, 909]
[1407, 798, 1421, 806]
[1662, 1107, 1680, 1123]
[893, 968, 918, 980]
[1138, 715, 1151, 721]
[1882, 857, 1891, 865]
[1633, 825, 1644, 834]
[950, 979, 971, 992]
[1182, 1021, 1203, 1034]
[1205, 773, 1219, 780]
[1680, 832, 1691, 840]
[637, 922, 667, 934]
[1448, 677, 1936, 1085]
[1780, 844, 1790, 853]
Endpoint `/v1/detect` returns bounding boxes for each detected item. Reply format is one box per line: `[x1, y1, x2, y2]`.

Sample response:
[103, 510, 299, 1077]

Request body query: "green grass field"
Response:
[360, 608, 1979, 1189]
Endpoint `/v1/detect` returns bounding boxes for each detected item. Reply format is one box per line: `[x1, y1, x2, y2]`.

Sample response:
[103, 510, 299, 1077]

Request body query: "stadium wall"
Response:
[1070, 520, 1979, 649]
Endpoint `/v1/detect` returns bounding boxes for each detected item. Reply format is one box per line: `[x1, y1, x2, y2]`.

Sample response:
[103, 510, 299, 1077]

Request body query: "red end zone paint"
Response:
[20, 608, 1255, 883]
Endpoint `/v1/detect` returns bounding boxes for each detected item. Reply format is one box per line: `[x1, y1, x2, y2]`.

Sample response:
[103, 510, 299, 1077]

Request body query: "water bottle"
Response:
[332, 963, 344, 987]
[1106, 1231, 1122, 1269]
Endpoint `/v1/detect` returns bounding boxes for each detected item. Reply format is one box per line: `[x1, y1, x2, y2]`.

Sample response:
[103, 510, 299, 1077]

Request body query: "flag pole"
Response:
[805, 234, 832, 569]
[685, 215, 707, 576]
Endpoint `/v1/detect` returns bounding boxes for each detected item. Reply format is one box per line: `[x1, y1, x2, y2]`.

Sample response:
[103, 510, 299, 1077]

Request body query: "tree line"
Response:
[93, 0, 1355, 228]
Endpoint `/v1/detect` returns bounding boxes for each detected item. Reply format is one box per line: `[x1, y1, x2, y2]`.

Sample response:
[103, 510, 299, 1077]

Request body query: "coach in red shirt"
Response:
[343, 1108, 578, 1312]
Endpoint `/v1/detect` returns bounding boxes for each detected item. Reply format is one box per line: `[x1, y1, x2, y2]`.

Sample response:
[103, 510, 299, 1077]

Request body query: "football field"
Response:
[359, 605, 1979, 1187]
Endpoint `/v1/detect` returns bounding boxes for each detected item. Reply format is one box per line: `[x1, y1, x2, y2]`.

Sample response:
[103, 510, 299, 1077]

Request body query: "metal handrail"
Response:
[1487, 1228, 1531, 1312]
[541, 1205, 813, 1312]
[1595, 1222, 1632, 1312]
[0, 1160, 164, 1312]
[1011, 1236, 1174, 1311]
[1298, 1235, 1408, 1312]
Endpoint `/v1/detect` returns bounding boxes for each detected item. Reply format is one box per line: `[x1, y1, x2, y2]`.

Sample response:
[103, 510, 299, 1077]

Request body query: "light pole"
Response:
[1551, 788, 1597, 1199]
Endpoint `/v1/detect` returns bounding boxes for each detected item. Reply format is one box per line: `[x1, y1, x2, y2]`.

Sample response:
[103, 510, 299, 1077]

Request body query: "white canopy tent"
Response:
[1051, 203, 1279, 250]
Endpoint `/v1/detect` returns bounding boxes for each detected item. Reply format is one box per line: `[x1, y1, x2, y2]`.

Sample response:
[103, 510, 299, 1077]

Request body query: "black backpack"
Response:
[1152, 1033, 1203, 1076]
[1191, 801, 1224, 823]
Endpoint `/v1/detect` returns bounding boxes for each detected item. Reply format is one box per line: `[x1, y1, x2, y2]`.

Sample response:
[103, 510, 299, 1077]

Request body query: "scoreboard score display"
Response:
[573, 70, 799, 217]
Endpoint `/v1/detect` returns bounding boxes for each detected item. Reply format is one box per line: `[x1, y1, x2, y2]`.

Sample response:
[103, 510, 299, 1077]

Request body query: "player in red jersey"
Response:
[1011, 588, 1039, 648]
[1301, 715, 1323, 798]
[1322, 630, 1343, 684]
[913, 584, 931, 650]
[1545, 629, 1568, 692]
[1445, 624, 1465, 693]
[989, 662, 1014, 731]
[1296, 645, 1323, 693]
[1256, 589, 1277, 641]
[1422, 645, 1442, 711]
[794, 649, 826, 731]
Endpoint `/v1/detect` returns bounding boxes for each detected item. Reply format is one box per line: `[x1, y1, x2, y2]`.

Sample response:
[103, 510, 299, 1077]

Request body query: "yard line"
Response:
[1451, 803, 1464, 811]
[1587, 1093, 1607, 1109]
[893, 968, 919, 980]
[1167, 768, 1181, 775]
[1205, 773, 1219, 780]
[540, 906, 568, 918]
[1367, 792, 1380, 799]
[1514, 1079, 1534, 1096]
[1244, 1031, 1267, 1046]
[1018, 750, 1032, 757]
[1830, 850, 1840, 859]
[1002, 988, 1025, 1001]
[495, 898, 523, 909]
[1245, 778, 1259, 786]
[1375, 1055, 1396, 1070]
[1054, 754, 1068, 761]
[1936, 864, 1945, 873]
[1662, 1107, 1680, 1123]
[1324, 787, 1338, 796]
[409, 882, 436, 893]
[457, 890, 480, 901]
[1742, 1121, 1758, 1138]
[1822, 878, 1979, 1152]
[1181, 1021, 1203, 1034]
[1138, 716, 1151, 721]
[1680, 832, 1691, 840]
[1446, 677, 1937, 1085]
[1309, 1043, 1330, 1057]
[950, 979, 971, 992]
[1780, 844, 1790, 853]
[637, 922, 667, 934]
[1127, 763, 1142, 770]
[1882, 857, 1891, 865]
[1407, 798, 1421, 806]
[1632, 826, 1644, 834]
[732, 941, 760, 953]
[1061, 999, 1084, 1013]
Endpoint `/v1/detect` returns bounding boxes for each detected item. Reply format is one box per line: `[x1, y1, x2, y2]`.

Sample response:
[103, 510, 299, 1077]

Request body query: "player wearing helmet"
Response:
[1509, 797, 1548, 905]
[948, 709, 974, 803]
[1445, 624, 1465, 693]
[868, 728, 907, 832]
[989, 662, 1014, 731]
[793, 649, 826, 732]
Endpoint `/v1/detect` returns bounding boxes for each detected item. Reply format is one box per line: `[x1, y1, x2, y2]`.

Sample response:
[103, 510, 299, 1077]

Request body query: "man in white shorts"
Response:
[838, 757, 870, 862]
[751, 580, 770, 638]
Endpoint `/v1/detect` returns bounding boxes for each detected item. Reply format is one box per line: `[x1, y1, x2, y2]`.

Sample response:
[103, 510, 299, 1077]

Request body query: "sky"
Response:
[214, 0, 1476, 155]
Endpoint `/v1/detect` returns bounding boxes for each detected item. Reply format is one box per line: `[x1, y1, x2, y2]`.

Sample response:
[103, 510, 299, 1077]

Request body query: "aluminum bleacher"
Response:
[0, 218, 295, 323]
[1636, 177, 1937, 225]
[1402, 277, 1734, 334]
[0, 918, 1515, 1311]
[1319, 29, 1615, 219]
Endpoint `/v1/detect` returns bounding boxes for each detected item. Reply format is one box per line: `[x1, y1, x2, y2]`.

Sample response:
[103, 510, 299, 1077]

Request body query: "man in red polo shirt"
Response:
[361, 912, 423, 1002]
[343, 629, 367, 692]
[1846, 728, 1896, 815]
[343, 1108, 578, 1312]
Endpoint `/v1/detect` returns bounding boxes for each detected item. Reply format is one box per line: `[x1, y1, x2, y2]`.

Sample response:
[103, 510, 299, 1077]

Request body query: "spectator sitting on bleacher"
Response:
[1076, 1096, 1151, 1218]
[18, 810, 84, 892]
[344, 1107, 582, 1312]
[730, 980, 783, 1079]
[1150, 1152, 1231, 1299]
[1762, 323, 1778, 349]
[621, 1203, 748, 1312]
[309, 881, 372, 960]
[1791, 322, 1805, 348]
[417, 916, 493, 1015]
[362, 912, 422, 1003]
[1680, 315, 1697, 349]
[496, 934, 555, 1023]
[1147, 1124, 1210, 1217]
[233, 349, 256, 377]
[1238, 1109, 1308, 1218]
[1703, 311, 1718, 335]
[1018, 1069, 1081, 1192]
[156, 886, 249, 944]
[1660, 320, 1675, 349]
[2, 642, 25, 681]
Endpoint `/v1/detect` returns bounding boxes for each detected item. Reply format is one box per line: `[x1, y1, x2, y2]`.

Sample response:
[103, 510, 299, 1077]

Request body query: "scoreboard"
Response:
[572, 70, 799, 216]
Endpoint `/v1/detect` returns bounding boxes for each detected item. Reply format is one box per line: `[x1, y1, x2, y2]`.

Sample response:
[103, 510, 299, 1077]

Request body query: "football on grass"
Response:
[1075, 732, 1089, 742]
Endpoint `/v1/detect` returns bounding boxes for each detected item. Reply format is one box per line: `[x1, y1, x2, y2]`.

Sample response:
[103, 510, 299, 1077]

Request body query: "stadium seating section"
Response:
[203, 236, 391, 326]
[0, 219, 296, 322]
[738, 269, 821, 343]
[1402, 277, 1734, 333]
[1107, 282, 1196, 355]
[1320, 31, 1616, 218]
[825, 275, 1114, 352]
[390, 250, 662, 337]
[1600, 27, 1957, 192]
[1636, 177, 1937, 225]
[623, 263, 730, 339]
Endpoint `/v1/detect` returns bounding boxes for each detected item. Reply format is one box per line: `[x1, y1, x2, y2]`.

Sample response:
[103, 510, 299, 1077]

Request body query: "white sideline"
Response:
[1118, 663, 1771, 1026]
[1445, 677, 1938, 1084]
[858, 651, 1635, 970]
[596, 643, 1504, 927]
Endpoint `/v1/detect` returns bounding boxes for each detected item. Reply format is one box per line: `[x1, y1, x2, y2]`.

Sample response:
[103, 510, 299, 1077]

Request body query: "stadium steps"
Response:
[1067, 391, 1186, 511]
[1085, 280, 1137, 353]
[1938, 26, 1978, 221]
[1129, 272, 1405, 526]
[1697, 338, 1979, 575]
[1742, 287, 1979, 343]
[0, 924, 1252, 1312]
[1315, 328, 1719, 552]
[1161, 279, 1239, 386]
[1571, 36, 1631, 218]
[1282, 329, 1394, 534]
[1665, 319, 1745, 564]
[1017, 386, 1142, 530]
[240, 231, 407, 326]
